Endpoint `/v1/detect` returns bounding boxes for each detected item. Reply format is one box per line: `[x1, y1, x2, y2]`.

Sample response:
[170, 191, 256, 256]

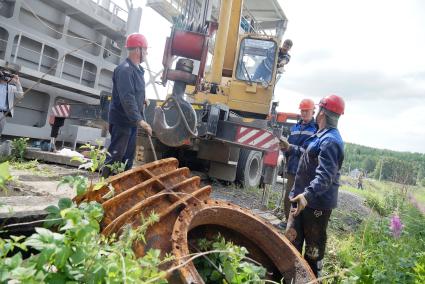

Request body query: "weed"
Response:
[10, 159, 39, 171]
[325, 182, 425, 283]
[106, 160, 127, 175]
[193, 234, 268, 283]
[60, 142, 108, 196]
[11, 137, 29, 162]
[365, 194, 388, 216]
[0, 162, 12, 192]
[0, 199, 171, 283]
[413, 253, 425, 284]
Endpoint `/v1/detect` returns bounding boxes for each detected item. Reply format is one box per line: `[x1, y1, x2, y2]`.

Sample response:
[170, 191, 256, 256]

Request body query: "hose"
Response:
[161, 96, 198, 137]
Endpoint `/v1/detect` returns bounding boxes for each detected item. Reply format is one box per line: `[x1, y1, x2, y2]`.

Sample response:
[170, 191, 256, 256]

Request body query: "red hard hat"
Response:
[319, 95, 345, 115]
[299, 99, 315, 110]
[125, 33, 148, 49]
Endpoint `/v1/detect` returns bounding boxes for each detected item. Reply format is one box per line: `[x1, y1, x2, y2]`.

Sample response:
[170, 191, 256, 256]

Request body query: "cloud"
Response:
[274, 71, 425, 153]
[281, 69, 424, 101]
[294, 49, 333, 65]
[340, 103, 425, 153]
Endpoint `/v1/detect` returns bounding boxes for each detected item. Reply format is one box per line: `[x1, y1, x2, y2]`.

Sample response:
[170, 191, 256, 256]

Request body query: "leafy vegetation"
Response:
[10, 159, 39, 171]
[0, 198, 172, 283]
[338, 205, 425, 283]
[0, 161, 12, 192]
[193, 235, 267, 283]
[2, 145, 270, 283]
[324, 178, 425, 283]
[11, 137, 29, 162]
[107, 160, 128, 176]
[343, 143, 425, 185]
[1, 157, 268, 283]
[59, 143, 125, 196]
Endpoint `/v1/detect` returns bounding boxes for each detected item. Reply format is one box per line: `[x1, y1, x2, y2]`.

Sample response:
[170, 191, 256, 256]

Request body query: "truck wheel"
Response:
[237, 149, 263, 188]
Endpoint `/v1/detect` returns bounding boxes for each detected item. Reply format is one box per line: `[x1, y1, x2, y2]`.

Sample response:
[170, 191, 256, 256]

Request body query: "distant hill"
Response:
[343, 143, 425, 185]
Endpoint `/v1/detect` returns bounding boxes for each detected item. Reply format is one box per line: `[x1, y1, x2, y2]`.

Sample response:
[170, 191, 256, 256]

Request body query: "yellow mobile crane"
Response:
[143, 0, 288, 188]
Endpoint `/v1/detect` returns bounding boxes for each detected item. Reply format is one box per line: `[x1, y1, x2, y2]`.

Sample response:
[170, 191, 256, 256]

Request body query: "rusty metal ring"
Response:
[171, 200, 315, 284]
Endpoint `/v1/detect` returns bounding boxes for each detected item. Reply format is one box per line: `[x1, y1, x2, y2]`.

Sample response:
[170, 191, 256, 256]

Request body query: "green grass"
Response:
[323, 176, 425, 283]
[412, 187, 425, 204]
[8, 159, 54, 177]
[10, 159, 40, 171]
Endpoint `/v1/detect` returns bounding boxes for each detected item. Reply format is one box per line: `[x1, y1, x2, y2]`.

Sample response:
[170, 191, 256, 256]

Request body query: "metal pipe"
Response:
[38, 43, 45, 72]
[79, 59, 85, 84]
[207, 0, 233, 84]
[13, 33, 22, 63]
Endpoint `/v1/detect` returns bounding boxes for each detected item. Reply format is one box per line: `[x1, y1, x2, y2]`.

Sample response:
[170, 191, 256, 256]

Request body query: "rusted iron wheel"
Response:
[171, 200, 315, 284]
[76, 158, 315, 283]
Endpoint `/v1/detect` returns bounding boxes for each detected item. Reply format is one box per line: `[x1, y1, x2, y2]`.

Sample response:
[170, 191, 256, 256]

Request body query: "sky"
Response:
[120, 0, 425, 153]
[277, 0, 425, 154]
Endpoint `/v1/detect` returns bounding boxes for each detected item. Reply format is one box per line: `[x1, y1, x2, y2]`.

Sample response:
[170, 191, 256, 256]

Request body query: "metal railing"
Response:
[1, 35, 99, 88]
[242, 7, 271, 37]
[89, 0, 129, 22]
[147, 0, 184, 13]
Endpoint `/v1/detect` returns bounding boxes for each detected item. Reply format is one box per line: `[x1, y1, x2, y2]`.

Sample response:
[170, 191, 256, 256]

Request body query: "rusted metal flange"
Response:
[76, 158, 211, 264]
[171, 200, 316, 284]
[74, 158, 180, 204]
[76, 158, 316, 283]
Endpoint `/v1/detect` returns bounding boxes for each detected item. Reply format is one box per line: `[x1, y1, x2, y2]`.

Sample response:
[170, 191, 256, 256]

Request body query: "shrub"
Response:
[11, 137, 29, 162]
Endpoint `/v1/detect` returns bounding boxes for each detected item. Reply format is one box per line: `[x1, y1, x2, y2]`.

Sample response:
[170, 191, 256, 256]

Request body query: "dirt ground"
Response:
[0, 162, 86, 214]
[205, 174, 371, 232]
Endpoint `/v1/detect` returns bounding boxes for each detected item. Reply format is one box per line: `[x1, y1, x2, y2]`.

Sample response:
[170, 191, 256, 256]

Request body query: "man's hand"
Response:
[279, 139, 291, 152]
[139, 120, 152, 136]
[290, 193, 308, 217]
[11, 74, 20, 85]
[279, 137, 289, 149]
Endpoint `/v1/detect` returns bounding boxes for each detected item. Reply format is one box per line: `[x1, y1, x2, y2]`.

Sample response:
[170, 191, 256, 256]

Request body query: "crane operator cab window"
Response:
[236, 38, 277, 85]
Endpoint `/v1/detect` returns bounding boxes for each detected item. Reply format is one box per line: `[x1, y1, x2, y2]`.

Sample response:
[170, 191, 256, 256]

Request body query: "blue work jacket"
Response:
[289, 127, 344, 210]
[285, 119, 317, 175]
[109, 58, 145, 127]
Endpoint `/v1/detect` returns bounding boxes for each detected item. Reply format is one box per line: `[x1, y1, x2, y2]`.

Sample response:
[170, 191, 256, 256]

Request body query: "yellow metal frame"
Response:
[189, 0, 280, 117]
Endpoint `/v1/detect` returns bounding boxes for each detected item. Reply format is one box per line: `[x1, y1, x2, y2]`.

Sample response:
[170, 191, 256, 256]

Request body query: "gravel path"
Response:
[328, 190, 372, 233]
[208, 179, 285, 210]
[206, 177, 372, 233]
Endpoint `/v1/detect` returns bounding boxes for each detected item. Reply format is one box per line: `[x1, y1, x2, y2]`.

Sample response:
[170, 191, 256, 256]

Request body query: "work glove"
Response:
[290, 193, 308, 217]
[279, 138, 290, 151]
[139, 120, 152, 136]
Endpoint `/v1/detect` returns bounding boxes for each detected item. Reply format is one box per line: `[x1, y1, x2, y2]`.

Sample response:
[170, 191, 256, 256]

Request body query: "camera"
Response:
[0, 70, 13, 82]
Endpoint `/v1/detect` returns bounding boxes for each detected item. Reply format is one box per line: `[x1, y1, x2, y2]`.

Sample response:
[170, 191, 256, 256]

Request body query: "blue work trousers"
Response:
[102, 124, 137, 178]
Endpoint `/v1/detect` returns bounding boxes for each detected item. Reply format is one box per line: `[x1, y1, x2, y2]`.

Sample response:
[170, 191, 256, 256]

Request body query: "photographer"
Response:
[0, 70, 24, 137]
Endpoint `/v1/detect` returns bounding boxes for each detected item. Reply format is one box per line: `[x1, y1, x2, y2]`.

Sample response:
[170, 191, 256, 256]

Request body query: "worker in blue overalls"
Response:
[281, 99, 317, 224]
[285, 95, 345, 277]
[102, 33, 152, 178]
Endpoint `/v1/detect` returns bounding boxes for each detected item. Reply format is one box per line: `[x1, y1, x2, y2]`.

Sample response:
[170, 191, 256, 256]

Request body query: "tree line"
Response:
[342, 143, 425, 186]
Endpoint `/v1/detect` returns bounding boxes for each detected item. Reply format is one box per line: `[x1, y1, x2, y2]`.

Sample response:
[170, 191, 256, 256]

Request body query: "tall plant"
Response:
[11, 137, 29, 162]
